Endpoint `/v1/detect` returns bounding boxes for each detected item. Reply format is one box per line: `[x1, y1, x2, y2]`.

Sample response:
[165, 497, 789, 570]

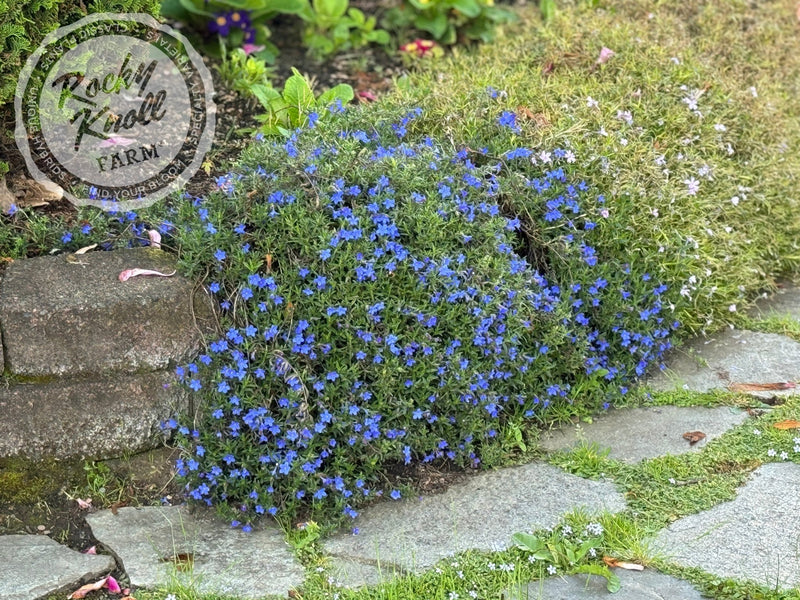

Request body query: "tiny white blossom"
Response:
[731, 196, 740, 206]
[547, 565, 557, 575]
[794, 445, 800, 453]
[448, 592, 459, 600]
[165, 595, 177, 600]
[753, 429, 761, 436]
[655, 154, 666, 166]
[780, 451, 789, 460]
[539, 150, 552, 164]
[528, 555, 537, 563]
[794, 437, 800, 444]
[669, 477, 677, 484]
[589, 548, 597, 557]
[670, 57, 681, 64]
[468, 592, 478, 599]
[457, 571, 464, 579]
[587, 96, 599, 108]
[714, 123, 727, 132]
[697, 164, 713, 179]
[616, 110, 633, 125]
[620, 138, 628, 146]
[565, 150, 576, 163]
[768, 448, 777, 457]
[597, 127, 608, 137]
[749, 86, 758, 97]
[729, 304, 737, 312]
[487, 562, 496, 571]
[684, 177, 700, 195]
[726, 143, 734, 155]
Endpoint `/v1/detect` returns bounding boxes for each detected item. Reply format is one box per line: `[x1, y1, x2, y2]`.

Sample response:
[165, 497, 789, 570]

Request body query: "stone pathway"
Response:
[2, 283, 799, 599]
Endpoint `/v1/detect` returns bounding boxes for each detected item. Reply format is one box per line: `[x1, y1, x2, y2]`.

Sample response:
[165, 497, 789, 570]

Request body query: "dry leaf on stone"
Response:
[118, 268, 177, 282]
[68, 577, 108, 599]
[74, 244, 98, 255]
[602, 556, 644, 570]
[773, 419, 800, 430]
[728, 382, 796, 392]
[682, 431, 706, 446]
[161, 552, 194, 572]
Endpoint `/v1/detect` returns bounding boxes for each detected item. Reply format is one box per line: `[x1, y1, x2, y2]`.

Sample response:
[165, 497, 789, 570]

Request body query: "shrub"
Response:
[0, 0, 161, 110]
[163, 100, 675, 528]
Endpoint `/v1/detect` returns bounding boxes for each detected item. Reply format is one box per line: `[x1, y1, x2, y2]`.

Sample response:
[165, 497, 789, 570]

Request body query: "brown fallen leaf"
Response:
[682, 431, 706, 446]
[603, 556, 644, 570]
[161, 552, 194, 572]
[728, 382, 796, 392]
[74, 244, 98, 255]
[773, 419, 800, 430]
[68, 577, 108, 599]
[110, 501, 127, 515]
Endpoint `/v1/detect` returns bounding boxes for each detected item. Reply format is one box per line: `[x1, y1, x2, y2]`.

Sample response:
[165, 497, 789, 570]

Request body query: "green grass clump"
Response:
[389, 0, 800, 337]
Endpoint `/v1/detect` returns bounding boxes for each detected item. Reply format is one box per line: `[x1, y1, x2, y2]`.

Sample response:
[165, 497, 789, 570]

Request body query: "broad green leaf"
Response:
[177, 0, 214, 17]
[347, 7, 365, 25]
[366, 29, 390, 44]
[252, 0, 310, 18]
[313, 0, 348, 19]
[250, 83, 280, 109]
[511, 532, 544, 553]
[317, 83, 354, 108]
[451, 0, 481, 18]
[415, 11, 448, 40]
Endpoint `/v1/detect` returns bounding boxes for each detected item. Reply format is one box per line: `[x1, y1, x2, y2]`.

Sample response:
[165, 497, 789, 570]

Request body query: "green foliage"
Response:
[299, 0, 390, 60]
[249, 68, 353, 136]
[217, 47, 274, 96]
[512, 520, 620, 592]
[383, 0, 515, 45]
[0, 0, 161, 110]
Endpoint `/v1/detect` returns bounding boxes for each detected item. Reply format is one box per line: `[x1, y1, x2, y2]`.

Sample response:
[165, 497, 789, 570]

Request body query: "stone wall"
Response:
[0, 248, 216, 460]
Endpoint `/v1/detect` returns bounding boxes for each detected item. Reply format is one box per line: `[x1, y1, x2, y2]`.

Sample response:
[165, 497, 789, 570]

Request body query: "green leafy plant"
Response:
[512, 523, 620, 592]
[384, 0, 515, 45]
[159, 0, 308, 58]
[249, 68, 354, 136]
[298, 0, 390, 60]
[217, 46, 274, 96]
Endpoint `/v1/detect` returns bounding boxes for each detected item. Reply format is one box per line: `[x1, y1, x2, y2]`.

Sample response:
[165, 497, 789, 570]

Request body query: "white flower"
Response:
[714, 123, 727, 132]
[655, 154, 666, 166]
[597, 127, 608, 137]
[528, 555, 537, 563]
[753, 429, 761, 436]
[780, 451, 789, 460]
[539, 150, 552, 164]
[547, 565, 557, 575]
[469, 592, 478, 599]
[449, 592, 459, 600]
[729, 304, 736, 312]
[616, 110, 633, 125]
[587, 96, 599, 108]
[487, 562, 496, 571]
[589, 547, 597, 557]
[768, 448, 777, 457]
[726, 143, 734, 155]
[620, 138, 628, 146]
[684, 177, 700, 195]
[697, 164, 713, 179]
[670, 57, 681, 64]
[749, 86, 758, 97]
[457, 571, 464, 579]
[565, 150, 576, 163]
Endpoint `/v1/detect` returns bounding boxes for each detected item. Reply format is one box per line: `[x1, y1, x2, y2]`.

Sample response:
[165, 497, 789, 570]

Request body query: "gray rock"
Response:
[750, 282, 800, 321]
[506, 568, 704, 599]
[323, 462, 625, 587]
[647, 330, 800, 395]
[86, 506, 304, 599]
[0, 371, 186, 460]
[0, 534, 114, 600]
[0, 248, 215, 378]
[539, 406, 748, 463]
[651, 462, 800, 589]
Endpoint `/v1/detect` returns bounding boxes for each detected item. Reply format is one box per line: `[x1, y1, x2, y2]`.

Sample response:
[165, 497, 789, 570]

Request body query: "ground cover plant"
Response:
[2, 0, 800, 597]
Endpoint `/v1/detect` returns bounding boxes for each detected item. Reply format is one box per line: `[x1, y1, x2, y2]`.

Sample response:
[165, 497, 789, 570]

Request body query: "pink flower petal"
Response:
[597, 47, 615, 64]
[105, 576, 122, 594]
[76, 498, 92, 509]
[147, 229, 162, 249]
[98, 136, 137, 148]
[83, 545, 97, 555]
[118, 268, 177, 282]
[242, 43, 265, 55]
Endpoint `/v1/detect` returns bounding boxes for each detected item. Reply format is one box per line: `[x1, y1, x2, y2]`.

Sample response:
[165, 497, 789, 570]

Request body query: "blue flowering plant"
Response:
[162, 96, 679, 529]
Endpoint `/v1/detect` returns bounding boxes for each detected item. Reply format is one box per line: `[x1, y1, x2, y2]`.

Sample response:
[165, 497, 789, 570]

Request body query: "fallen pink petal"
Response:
[147, 229, 162, 249]
[76, 498, 92, 509]
[82, 545, 97, 554]
[68, 577, 107, 599]
[242, 43, 265, 55]
[597, 47, 615, 64]
[357, 90, 377, 102]
[105, 576, 122, 594]
[118, 268, 177, 282]
[98, 136, 137, 148]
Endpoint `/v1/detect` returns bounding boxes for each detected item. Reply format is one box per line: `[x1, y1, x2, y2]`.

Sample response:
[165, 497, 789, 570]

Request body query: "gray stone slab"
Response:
[0, 248, 215, 378]
[539, 406, 748, 463]
[0, 534, 115, 600]
[647, 330, 800, 395]
[86, 506, 304, 599]
[507, 568, 704, 599]
[651, 462, 800, 589]
[750, 281, 800, 321]
[0, 371, 186, 460]
[323, 462, 625, 586]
